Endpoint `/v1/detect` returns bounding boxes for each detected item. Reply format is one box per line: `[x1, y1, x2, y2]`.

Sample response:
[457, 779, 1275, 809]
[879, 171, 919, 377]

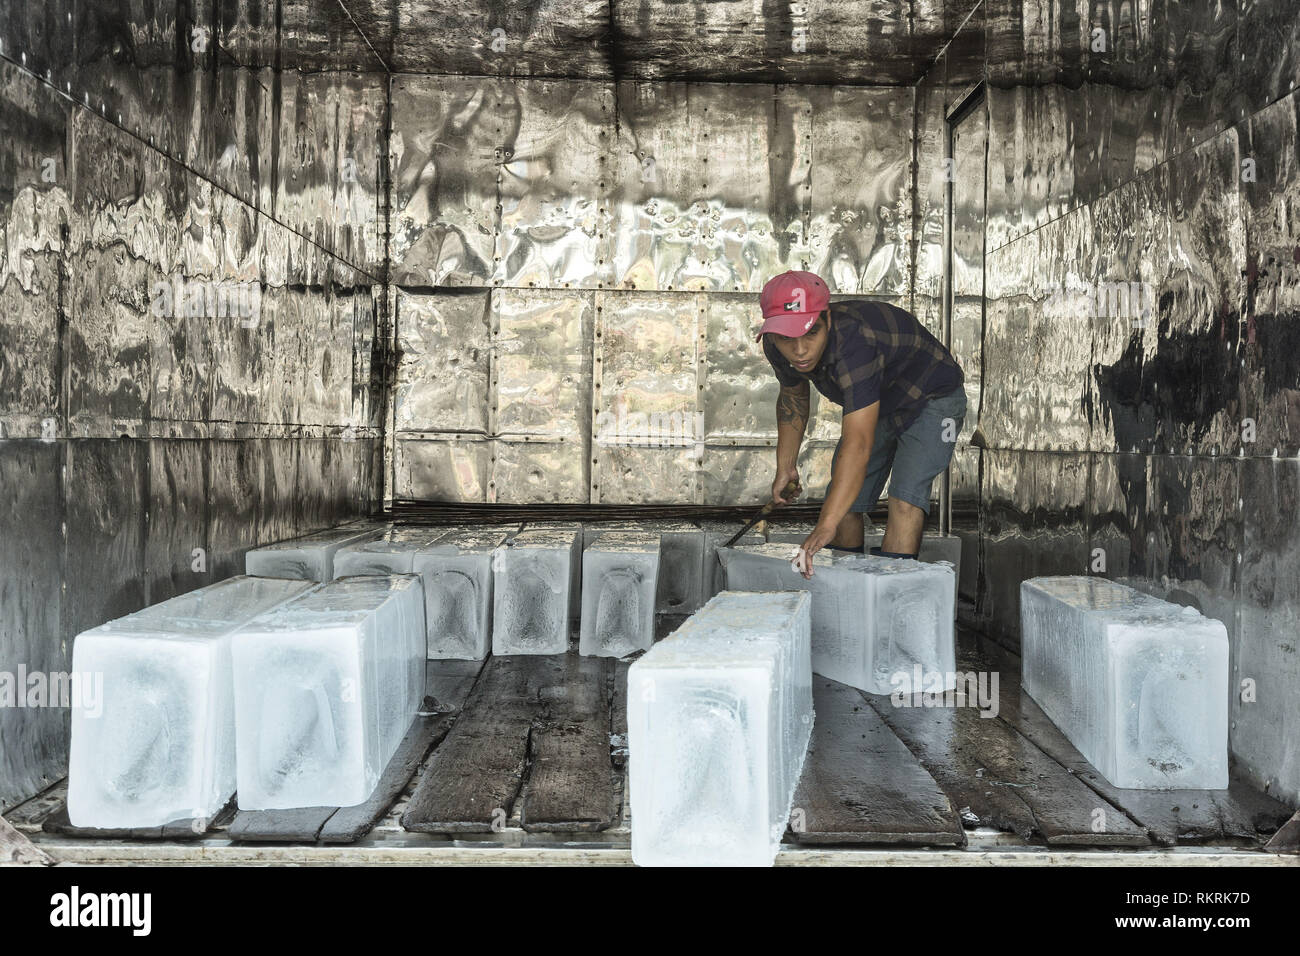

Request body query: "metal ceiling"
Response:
[339, 0, 978, 83]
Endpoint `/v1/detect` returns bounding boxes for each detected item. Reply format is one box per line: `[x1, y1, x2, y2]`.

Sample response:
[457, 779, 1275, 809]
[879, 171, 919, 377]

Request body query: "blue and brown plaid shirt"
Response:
[763, 299, 964, 433]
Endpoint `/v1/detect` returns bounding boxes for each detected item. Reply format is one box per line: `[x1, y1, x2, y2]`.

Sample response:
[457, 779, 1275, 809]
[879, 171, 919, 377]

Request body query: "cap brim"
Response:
[755, 312, 821, 341]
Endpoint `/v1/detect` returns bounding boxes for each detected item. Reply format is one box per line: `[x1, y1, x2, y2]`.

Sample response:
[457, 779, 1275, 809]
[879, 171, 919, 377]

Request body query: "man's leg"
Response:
[876, 387, 968, 557]
[881, 497, 925, 554]
[826, 420, 896, 553]
[829, 511, 864, 550]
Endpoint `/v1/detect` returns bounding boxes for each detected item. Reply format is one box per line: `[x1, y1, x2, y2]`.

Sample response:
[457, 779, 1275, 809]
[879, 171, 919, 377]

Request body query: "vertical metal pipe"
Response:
[939, 110, 955, 538]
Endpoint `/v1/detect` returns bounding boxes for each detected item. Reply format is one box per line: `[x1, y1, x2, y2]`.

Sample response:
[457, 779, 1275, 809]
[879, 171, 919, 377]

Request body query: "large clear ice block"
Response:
[411, 528, 510, 660]
[763, 521, 818, 545]
[332, 527, 451, 577]
[245, 525, 385, 581]
[1020, 576, 1229, 789]
[587, 520, 705, 614]
[491, 527, 580, 655]
[579, 532, 660, 658]
[67, 576, 316, 828]
[718, 544, 956, 695]
[627, 590, 813, 867]
[231, 575, 426, 809]
[699, 521, 765, 603]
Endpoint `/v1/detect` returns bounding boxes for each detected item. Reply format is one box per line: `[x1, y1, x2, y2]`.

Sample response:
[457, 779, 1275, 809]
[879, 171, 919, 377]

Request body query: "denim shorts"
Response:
[828, 386, 967, 516]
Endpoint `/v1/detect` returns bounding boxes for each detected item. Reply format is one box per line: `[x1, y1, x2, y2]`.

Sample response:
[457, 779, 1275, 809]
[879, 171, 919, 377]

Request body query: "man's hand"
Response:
[771, 466, 802, 506]
[796, 521, 838, 579]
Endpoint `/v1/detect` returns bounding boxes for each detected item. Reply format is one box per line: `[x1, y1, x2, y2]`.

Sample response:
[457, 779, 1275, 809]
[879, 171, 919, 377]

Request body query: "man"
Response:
[758, 270, 967, 579]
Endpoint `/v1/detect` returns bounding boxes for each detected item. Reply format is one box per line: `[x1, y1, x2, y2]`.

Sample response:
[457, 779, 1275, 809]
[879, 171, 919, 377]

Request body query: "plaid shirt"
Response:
[763, 299, 963, 433]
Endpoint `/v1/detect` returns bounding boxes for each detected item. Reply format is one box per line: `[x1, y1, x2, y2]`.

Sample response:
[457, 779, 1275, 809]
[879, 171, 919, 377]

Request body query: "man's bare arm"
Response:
[775, 381, 810, 473]
[777, 381, 810, 432]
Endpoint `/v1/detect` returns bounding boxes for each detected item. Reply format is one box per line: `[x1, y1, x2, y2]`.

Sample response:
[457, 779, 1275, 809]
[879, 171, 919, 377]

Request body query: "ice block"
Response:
[411, 527, 509, 659]
[699, 520, 765, 603]
[67, 576, 316, 828]
[519, 521, 584, 622]
[589, 520, 705, 613]
[763, 520, 819, 545]
[231, 574, 426, 809]
[579, 532, 660, 658]
[628, 590, 813, 867]
[245, 525, 385, 581]
[1020, 576, 1229, 789]
[491, 526, 581, 655]
[332, 527, 451, 577]
[718, 543, 956, 695]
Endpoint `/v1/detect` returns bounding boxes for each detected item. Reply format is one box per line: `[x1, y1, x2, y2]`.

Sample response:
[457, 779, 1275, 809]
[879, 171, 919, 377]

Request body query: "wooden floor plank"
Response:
[235, 660, 489, 843]
[973, 636, 1295, 846]
[402, 656, 556, 833]
[610, 661, 630, 771]
[790, 678, 965, 845]
[228, 806, 335, 842]
[320, 660, 487, 842]
[519, 655, 616, 832]
[863, 641, 1151, 846]
[42, 799, 232, 841]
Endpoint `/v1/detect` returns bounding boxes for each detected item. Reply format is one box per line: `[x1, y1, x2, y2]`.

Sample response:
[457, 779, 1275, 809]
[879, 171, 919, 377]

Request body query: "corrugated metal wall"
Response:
[914, 0, 1300, 804]
[0, 2, 386, 810]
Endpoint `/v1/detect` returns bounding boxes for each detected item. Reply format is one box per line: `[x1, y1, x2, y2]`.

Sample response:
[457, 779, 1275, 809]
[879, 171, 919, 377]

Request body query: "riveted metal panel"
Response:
[808, 86, 914, 297]
[61, 437, 148, 643]
[1242, 91, 1300, 458]
[1086, 165, 1169, 455]
[496, 79, 610, 289]
[796, 438, 838, 499]
[1154, 129, 1244, 457]
[489, 437, 588, 503]
[0, 441, 64, 811]
[913, 56, 945, 322]
[699, 445, 774, 506]
[591, 290, 700, 501]
[1088, 450, 1142, 581]
[491, 287, 592, 440]
[393, 287, 491, 435]
[1236, 0, 1300, 120]
[1238, 456, 1300, 802]
[0, 254, 61, 439]
[395, 436, 490, 501]
[389, 74, 502, 286]
[700, 292, 778, 441]
[605, 81, 780, 292]
[144, 439, 208, 604]
[335, 72, 388, 273]
[977, 446, 1037, 643]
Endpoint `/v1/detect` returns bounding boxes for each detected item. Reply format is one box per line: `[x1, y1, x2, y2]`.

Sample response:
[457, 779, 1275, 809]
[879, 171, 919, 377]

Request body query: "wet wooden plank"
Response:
[42, 798, 233, 841]
[317, 661, 486, 842]
[974, 636, 1295, 846]
[790, 678, 966, 845]
[228, 806, 335, 842]
[610, 661, 630, 771]
[235, 660, 488, 843]
[863, 643, 1151, 846]
[402, 656, 556, 833]
[519, 655, 616, 832]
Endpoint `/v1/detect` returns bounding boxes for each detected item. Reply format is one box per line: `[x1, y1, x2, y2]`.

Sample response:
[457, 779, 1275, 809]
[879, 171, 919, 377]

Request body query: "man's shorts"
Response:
[828, 385, 968, 516]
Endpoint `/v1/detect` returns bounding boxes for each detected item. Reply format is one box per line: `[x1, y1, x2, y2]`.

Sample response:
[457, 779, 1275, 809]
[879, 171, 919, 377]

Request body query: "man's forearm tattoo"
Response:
[776, 386, 809, 433]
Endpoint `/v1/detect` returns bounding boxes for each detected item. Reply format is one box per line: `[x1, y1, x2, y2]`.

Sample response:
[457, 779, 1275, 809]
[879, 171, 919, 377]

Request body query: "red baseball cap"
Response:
[757, 270, 830, 340]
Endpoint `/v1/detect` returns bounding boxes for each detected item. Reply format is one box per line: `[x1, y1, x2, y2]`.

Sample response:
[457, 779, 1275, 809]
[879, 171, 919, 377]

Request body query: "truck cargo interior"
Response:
[2, 0, 1299, 870]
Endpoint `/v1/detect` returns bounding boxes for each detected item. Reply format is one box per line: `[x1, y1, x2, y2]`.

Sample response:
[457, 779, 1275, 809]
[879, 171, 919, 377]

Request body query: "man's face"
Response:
[767, 311, 830, 372]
